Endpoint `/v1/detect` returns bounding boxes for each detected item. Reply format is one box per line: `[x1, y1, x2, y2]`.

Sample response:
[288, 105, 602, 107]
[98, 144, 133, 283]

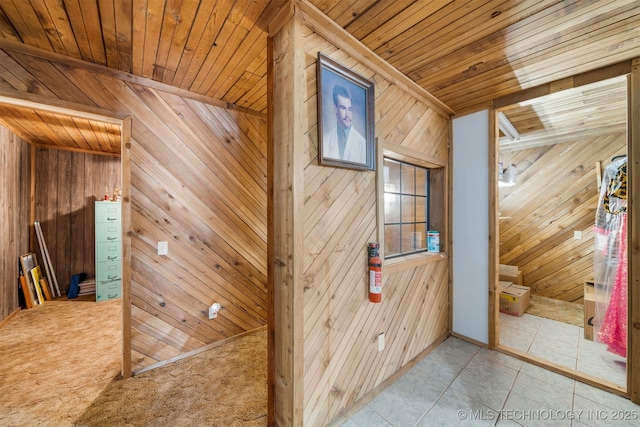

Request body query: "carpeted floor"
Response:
[0, 296, 267, 426]
[526, 294, 584, 327]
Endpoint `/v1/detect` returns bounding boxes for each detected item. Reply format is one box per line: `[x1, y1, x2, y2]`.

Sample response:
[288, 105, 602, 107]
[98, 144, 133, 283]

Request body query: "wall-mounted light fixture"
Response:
[498, 112, 520, 141]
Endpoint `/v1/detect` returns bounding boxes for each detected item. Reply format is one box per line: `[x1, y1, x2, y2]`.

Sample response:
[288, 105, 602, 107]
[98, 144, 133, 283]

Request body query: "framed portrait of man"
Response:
[317, 53, 375, 171]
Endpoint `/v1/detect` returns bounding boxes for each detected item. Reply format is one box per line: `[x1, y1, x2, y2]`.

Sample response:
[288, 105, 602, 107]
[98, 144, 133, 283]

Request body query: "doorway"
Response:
[0, 93, 130, 377]
[491, 74, 630, 395]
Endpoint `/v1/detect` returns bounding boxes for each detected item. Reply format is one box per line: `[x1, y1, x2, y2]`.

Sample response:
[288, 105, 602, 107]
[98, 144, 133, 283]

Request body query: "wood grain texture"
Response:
[0, 0, 638, 118]
[33, 147, 120, 295]
[0, 45, 267, 372]
[269, 13, 450, 425]
[499, 133, 626, 302]
[0, 125, 30, 321]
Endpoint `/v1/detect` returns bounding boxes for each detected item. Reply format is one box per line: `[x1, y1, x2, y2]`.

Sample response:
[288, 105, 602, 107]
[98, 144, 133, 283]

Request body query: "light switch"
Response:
[158, 241, 168, 255]
[574, 231, 582, 240]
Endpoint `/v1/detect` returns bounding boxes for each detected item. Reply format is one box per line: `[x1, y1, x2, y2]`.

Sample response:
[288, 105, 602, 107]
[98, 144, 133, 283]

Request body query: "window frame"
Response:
[383, 158, 430, 259]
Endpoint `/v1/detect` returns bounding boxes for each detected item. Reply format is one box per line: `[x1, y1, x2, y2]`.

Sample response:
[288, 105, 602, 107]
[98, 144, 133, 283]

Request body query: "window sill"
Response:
[384, 251, 447, 274]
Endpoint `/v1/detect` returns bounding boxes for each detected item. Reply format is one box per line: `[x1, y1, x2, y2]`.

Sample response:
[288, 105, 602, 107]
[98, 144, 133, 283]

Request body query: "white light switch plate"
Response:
[158, 241, 168, 256]
[574, 231, 582, 240]
[378, 333, 385, 352]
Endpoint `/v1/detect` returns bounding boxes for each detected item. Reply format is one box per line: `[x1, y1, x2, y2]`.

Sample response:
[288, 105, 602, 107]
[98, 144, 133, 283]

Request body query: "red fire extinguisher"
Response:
[368, 243, 382, 303]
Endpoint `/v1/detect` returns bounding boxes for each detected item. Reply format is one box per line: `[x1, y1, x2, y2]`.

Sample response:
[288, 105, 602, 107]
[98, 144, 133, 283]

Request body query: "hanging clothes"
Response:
[593, 157, 627, 357]
[597, 213, 627, 356]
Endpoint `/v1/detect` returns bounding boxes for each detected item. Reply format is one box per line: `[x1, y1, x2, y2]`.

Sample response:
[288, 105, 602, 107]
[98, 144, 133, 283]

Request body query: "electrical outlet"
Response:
[574, 230, 582, 240]
[158, 241, 168, 256]
[378, 333, 385, 352]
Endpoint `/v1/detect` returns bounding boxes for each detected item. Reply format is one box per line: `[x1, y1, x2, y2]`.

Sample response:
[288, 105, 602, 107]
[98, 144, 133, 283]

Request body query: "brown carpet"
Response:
[526, 294, 584, 327]
[0, 295, 267, 426]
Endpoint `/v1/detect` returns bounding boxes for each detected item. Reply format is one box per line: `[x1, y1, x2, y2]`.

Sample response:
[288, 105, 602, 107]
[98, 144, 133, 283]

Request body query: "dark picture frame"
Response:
[317, 53, 375, 171]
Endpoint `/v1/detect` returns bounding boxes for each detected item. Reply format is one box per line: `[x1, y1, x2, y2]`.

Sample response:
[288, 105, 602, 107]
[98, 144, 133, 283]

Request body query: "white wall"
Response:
[452, 110, 489, 344]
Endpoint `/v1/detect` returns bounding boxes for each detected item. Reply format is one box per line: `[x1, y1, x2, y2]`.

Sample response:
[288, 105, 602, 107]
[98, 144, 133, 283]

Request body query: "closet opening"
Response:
[0, 93, 131, 387]
[490, 73, 631, 397]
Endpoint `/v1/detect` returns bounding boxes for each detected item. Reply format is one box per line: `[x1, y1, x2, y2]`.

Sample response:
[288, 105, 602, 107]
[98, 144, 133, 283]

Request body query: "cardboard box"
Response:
[499, 283, 530, 317]
[499, 264, 523, 286]
[584, 281, 595, 340]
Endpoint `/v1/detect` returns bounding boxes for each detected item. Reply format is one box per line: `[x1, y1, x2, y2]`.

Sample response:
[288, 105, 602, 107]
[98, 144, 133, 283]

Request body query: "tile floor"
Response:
[341, 334, 638, 426]
[498, 312, 627, 388]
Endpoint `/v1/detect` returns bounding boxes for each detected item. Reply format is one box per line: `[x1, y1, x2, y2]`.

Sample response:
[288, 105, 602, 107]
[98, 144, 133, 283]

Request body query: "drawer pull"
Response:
[107, 237, 117, 240]
[107, 217, 117, 221]
[107, 275, 119, 280]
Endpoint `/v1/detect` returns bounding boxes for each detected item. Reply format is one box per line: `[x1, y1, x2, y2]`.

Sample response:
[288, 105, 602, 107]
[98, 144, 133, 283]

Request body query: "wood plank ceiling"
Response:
[0, 0, 639, 151]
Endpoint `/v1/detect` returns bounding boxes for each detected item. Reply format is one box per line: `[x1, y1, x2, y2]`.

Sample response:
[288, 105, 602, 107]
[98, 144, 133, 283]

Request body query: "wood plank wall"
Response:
[277, 20, 451, 426]
[0, 125, 30, 321]
[0, 45, 268, 372]
[34, 147, 120, 294]
[499, 133, 626, 302]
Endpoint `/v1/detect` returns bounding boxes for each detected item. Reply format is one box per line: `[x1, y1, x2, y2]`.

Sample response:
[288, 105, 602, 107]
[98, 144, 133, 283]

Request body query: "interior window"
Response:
[383, 158, 429, 258]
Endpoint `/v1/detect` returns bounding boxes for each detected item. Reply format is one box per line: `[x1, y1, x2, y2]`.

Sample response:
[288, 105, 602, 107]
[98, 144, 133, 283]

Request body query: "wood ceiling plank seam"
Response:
[196, 0, 262, 96]
[150, 0, 183, 81]
[97, 0, 119, 69]
[171, 0, 229, 89]
[0, 7, 21, 41]
[82, 120, 110, 153]
[434, 44, 637, 114]
[43, 110, 82, 150]
[158, 0, 201, 83]
[114, 0, 133, 72]
[60, 0, 95, 62]
[298, 1, 454, 117]
[70, 115, 101, 152]
[131, 0, 147, 75]
[373, 0, 494, 62]
[357, 0, 456, 51]
[341, 0, 413, 34]
[410, 0, 620, 93]
[319, 0, 378, 28]
[140, 0, 165, 77]
[411, 0, 616, 94]
[209, 26, 265, 98]
[42, 1, 82, 59]
[424, 5, 639, 107]
[384, 0, 563, 74]
[0, 106, 45, 143]
[1, 0, 53, 50]
[188, 17, 239, 94]
[28, 0, 68, 54]
[76, 0, 107, 65]
[223, 69, 261, 105]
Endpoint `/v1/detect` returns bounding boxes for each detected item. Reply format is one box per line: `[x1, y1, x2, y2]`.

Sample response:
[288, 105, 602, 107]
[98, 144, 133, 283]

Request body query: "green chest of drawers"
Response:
[95, 201, 122, 301]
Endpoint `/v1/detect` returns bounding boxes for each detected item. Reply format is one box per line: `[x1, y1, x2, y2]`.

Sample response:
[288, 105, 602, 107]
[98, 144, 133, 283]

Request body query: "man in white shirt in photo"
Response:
[323, 84, 366, 164]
